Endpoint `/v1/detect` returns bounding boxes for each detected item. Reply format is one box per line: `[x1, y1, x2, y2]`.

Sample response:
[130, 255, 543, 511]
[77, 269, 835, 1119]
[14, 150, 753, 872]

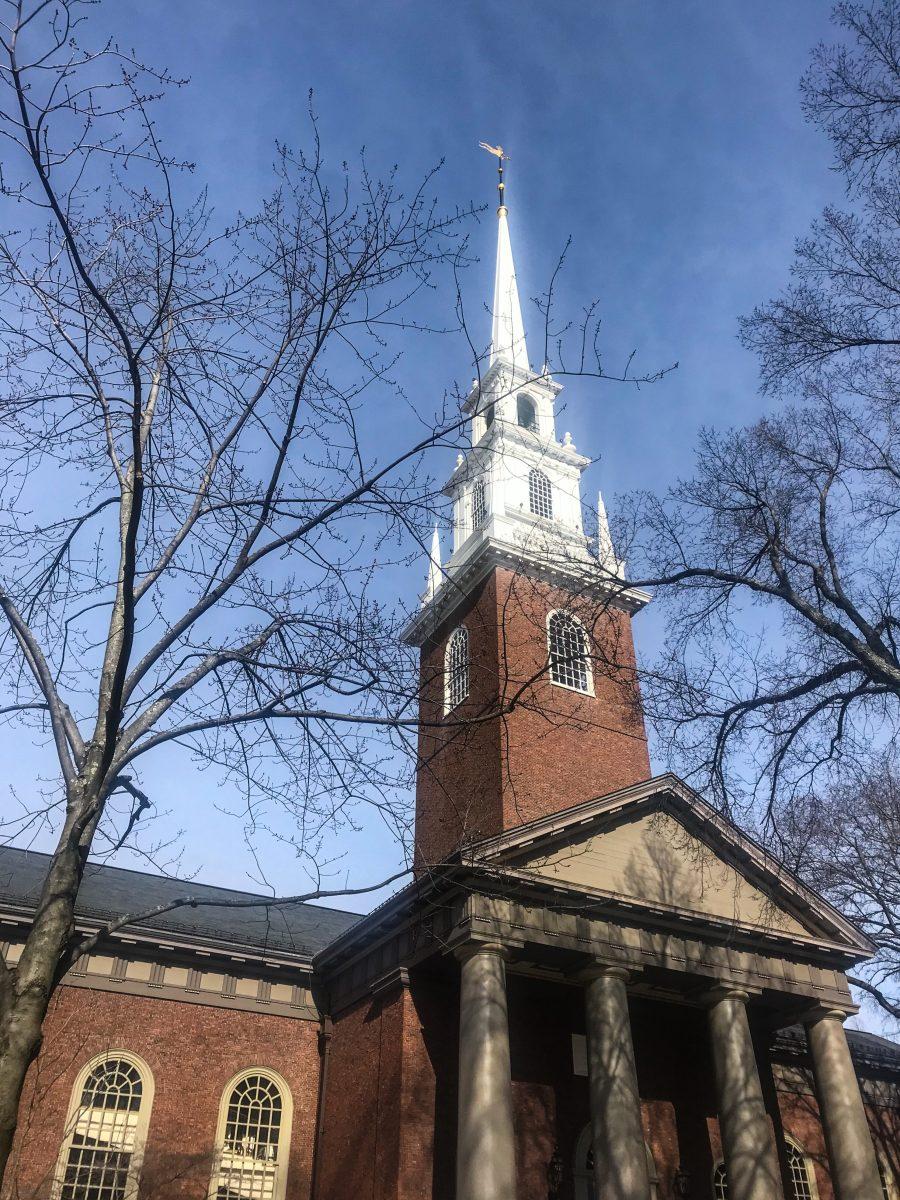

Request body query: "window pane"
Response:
[713, 1163, 729, 1200]
[445, 626, 469, 712]
[215, 1075, 283, 1200]
[472, 481, 487, 530]
[528, 469, 552, 519]
[786, 1145, 814, 1200]
[60, 1059, 143, 1200]
[549, 612, 589, 692]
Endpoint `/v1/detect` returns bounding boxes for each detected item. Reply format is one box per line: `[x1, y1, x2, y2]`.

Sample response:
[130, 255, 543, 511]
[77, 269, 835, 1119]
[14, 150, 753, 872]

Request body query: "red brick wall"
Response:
[414, 570, 504, 870]
[414, 566, 651, 867]
[4, 984, 322, 1200]
[317, 977, 451, 1200]
[316, 990, 401, 1200]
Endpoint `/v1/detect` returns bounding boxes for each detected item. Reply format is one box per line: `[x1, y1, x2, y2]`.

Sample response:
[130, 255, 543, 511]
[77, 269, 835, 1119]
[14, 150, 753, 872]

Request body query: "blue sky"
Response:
[3, 2, 847, 906]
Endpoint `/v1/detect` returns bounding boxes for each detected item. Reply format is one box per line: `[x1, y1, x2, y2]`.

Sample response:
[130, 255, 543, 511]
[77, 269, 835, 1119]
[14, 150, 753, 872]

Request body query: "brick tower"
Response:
[402, 159, 651, 868]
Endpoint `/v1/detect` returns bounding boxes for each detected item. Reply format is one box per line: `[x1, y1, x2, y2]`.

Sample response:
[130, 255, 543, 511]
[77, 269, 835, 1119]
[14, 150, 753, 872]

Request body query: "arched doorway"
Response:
[573, 1124, 660, 1200]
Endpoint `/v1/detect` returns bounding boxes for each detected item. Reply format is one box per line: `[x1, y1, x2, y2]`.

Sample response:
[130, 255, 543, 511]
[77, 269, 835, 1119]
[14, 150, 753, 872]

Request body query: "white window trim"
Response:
[879, 1151, 899, 1200]
[208, 1067, 294, 1200]
[784, 1133, 820, 1200]
[546, 609, 595, 696]
[528, 467, 553, 520]
[444, 624, 469, 715]
[52, 1050, 155, 1200]
[712, 1161, 728, 1200]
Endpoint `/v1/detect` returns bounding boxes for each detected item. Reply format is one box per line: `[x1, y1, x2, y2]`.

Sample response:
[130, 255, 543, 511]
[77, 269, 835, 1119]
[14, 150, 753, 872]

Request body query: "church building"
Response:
[1, 166, 899, 1200]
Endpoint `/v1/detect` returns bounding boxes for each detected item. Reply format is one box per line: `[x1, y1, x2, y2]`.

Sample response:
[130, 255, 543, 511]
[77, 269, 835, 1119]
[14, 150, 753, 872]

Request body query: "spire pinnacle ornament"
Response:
[423, 524, 442, 605]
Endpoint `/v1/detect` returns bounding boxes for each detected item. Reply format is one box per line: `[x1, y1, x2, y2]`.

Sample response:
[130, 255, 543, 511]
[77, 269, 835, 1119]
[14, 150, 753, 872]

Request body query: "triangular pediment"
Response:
[465, 774, 873, 955]
[512, 808, 808, 936]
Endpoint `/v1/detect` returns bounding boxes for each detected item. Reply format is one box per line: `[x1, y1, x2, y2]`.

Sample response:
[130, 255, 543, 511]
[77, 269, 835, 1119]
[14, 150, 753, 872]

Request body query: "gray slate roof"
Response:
[0, 845, 360, 959]
[776, 1023, 900, 1069]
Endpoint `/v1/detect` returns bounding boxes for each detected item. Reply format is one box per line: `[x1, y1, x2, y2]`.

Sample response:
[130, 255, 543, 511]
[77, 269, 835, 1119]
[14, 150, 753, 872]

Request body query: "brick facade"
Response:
[414, 565, 651, 867]
[317, 978, 453, 1200]
[5, 985, 322, 1200]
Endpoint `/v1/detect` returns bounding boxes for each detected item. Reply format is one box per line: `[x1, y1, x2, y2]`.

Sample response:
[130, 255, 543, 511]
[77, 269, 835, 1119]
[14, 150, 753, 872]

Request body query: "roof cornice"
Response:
[400, 538, 649, 646]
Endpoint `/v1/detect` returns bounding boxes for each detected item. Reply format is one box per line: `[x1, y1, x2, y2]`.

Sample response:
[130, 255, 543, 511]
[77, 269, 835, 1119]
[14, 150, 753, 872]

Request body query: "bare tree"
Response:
[617, 0, 900, 1017]
[0, 0, 674, 1178]
[0, 0, 482, 1175]
[774, 752, 900, 1020]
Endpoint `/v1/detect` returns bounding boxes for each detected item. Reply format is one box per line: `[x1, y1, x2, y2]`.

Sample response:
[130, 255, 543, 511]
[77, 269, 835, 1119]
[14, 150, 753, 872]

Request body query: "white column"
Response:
[583, 965, 651, 1200]
[456, 942, 516, 1200]
[707, 986, 783, 1200]
[806, 1009, 882, 1200]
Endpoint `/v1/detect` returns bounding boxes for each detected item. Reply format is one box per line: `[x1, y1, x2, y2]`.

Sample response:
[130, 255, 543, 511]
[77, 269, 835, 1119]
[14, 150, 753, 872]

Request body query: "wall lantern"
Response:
[546, 1145, 564, 1198]
[673, 1164, 692, 1198]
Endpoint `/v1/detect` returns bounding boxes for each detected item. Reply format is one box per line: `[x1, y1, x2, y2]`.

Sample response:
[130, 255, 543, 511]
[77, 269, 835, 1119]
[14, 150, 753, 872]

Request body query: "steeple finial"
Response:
[478, 141, 508, 211]
[479, 142, 529, 375]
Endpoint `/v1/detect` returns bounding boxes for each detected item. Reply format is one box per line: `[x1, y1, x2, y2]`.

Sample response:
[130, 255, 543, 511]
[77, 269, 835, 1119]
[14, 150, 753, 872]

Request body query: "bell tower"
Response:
[402, 155, 651, 869]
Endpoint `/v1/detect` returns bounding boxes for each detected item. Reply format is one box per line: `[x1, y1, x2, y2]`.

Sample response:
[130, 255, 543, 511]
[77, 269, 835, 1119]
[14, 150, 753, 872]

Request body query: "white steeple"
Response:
[490, 203, 529, 375]
[403, 149, 648, 645]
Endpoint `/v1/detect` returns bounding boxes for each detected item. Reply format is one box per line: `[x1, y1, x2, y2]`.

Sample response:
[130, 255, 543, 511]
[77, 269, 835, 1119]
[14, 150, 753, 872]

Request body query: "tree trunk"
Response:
[0, 770, 104, 1188]
[0, 1016, 45, 1188]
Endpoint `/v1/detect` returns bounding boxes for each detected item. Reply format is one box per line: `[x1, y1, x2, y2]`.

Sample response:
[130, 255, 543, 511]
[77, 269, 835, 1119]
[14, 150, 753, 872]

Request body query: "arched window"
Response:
[784, 1138, 817, 1200]
[713, 1162, 728, 1200]
[484, 402, 495, 429]
[444, 625, 469, 714]
[55, 1053, 153, 1200]
[573, 1124, 658, 1200]
[517, 393, 537, 432]
[472, 479, 487, 529]
[883, 1152, 897, 1200]
[210, 1070, 293, 1200]
[880, 1159, 894, 1200]
[528, 467, 553, 519]
[714, 1141, 819, 1200]
[548, 611, 591, 694]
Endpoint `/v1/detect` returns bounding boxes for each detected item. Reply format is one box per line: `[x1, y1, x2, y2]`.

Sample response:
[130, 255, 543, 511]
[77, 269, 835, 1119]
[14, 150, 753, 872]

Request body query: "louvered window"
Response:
[517, 393, 537, 431]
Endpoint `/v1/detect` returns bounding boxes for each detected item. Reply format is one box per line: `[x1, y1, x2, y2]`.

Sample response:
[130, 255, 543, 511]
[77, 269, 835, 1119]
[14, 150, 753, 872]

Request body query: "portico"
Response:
[447, 774, 882, 1200]
[313, 773, 889, 1200]
[452, 944, 880, 1200]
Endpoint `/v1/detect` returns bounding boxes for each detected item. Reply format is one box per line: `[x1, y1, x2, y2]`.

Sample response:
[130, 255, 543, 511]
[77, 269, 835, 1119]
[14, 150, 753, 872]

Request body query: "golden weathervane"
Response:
[479, 141, 509, 208]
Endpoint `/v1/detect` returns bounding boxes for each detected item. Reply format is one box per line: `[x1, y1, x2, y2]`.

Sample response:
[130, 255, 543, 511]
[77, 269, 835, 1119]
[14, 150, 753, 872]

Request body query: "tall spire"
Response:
[479, 143, 529, 375]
